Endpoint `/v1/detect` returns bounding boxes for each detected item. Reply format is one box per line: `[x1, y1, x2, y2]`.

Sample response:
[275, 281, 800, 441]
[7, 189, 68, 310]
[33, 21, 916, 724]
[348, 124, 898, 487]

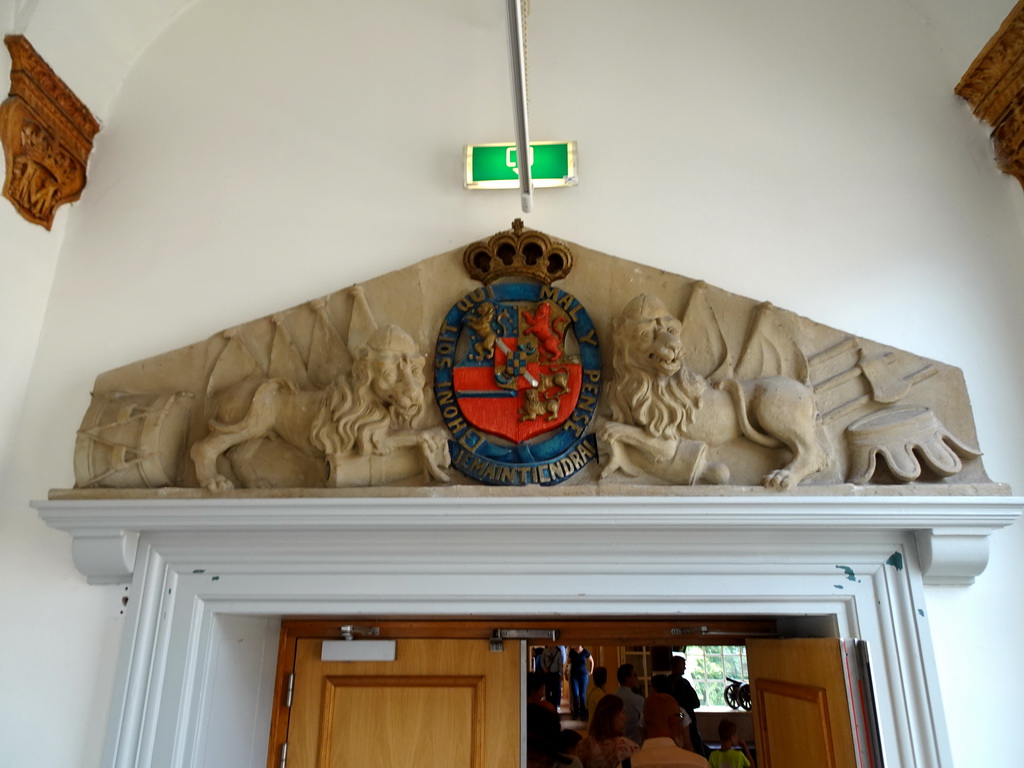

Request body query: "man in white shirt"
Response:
[631, 693, 710, 768]
[612, 663, 647, 744]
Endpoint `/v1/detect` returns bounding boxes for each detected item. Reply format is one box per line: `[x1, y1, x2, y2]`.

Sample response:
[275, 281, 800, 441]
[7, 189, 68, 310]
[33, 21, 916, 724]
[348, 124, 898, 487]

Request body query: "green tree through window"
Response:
[683, 645, 748, 707]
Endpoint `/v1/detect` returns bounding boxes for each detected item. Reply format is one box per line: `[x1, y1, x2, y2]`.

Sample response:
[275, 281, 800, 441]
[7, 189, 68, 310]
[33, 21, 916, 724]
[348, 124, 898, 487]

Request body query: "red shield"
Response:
[452, 301, 582, 443]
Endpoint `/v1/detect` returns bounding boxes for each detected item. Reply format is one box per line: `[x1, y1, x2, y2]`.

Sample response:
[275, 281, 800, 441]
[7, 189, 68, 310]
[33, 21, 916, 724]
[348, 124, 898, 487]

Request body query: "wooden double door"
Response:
[268, 619, 871, 768]
[285, 636, 519, 768]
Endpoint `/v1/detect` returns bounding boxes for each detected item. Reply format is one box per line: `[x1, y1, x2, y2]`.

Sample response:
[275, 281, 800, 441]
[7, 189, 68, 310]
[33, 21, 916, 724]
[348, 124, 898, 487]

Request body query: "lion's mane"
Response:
[309, 348, 423, 457]
[607, 316, 708, 441]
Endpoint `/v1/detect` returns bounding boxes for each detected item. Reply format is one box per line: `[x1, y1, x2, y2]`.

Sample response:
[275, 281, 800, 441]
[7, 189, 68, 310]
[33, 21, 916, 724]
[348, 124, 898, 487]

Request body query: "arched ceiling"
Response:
[7, 0, 196, 120]
[4, 0, 1018, 128]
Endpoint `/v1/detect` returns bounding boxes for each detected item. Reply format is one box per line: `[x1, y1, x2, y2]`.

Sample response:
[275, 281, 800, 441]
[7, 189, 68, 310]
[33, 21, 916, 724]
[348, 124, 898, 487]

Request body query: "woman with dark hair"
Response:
[567, 645, 594, 719]
[572, 694, 640, 768]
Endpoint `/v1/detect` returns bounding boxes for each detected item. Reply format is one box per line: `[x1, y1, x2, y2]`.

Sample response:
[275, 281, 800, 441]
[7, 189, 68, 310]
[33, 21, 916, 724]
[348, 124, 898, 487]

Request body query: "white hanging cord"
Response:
[522, 0, 530, 109]
[505, 0, 533, 213]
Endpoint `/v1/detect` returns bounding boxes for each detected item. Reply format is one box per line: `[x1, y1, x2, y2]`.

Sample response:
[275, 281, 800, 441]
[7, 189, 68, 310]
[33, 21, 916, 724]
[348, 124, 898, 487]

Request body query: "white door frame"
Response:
[35, 494, 1022, 768]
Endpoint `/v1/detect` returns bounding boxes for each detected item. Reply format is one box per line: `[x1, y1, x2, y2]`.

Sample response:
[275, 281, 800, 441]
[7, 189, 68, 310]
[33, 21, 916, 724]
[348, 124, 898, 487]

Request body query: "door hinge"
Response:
[278, 742, 288, 768]
[285, 672, 294, 708]
[489, 628, 559, 652]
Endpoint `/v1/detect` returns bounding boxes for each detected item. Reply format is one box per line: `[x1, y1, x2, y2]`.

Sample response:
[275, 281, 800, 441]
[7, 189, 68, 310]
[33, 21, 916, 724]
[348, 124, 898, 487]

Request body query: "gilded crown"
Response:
[463, 219, 574, 285]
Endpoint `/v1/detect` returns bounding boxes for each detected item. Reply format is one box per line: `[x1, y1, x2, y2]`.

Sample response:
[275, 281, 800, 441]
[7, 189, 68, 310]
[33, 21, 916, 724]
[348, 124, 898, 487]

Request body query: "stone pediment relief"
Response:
[60, 221, 998, 499]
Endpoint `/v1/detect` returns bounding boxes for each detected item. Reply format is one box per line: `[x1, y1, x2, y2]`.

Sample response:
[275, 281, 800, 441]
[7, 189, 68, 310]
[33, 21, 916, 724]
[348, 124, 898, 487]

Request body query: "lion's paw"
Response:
[205, 474, 235, 493]
[600, 443, 644, 479]
[418, 431, 444, 453]
[428, 465, 451, 483]
[599, 421, 631, 442]
[423, 453, 452, 483]
[761, 469, 795, 490]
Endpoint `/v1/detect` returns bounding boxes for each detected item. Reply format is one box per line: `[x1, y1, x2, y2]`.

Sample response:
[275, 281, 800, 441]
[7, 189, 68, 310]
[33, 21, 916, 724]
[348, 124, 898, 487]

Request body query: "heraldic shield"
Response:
[457, 287, 578, 442]
[434, 280, 601, 485]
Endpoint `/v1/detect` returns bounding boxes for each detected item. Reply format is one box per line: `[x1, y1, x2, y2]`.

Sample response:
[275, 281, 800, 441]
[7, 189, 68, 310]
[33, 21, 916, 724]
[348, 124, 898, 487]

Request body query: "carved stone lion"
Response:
[191, 324, 450, 491]
[599, 294, 827, 489]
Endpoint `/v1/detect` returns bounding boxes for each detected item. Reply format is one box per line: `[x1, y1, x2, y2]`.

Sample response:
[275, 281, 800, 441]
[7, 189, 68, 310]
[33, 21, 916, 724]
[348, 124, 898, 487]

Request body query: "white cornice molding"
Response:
[33, 495, 1022, 586]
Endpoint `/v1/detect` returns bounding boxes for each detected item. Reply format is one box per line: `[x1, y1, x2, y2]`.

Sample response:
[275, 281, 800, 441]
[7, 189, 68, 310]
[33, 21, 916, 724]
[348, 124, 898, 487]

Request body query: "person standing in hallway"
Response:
[586, 666, 611, 728]
[669, 655, 705, 756]
[567, 645, 594, 720]
[540, 644, 568, 711]
[612, 663, 646, 744]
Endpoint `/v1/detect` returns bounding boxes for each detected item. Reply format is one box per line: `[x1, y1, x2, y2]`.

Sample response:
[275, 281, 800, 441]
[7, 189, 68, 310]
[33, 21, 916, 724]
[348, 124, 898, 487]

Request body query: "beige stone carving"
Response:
[845, 405, 981, 484]
[61, 223, 997, 497]
[599, 294, 828, 489]
[191, 293, 450, 491]
[75, 391, 194, 488]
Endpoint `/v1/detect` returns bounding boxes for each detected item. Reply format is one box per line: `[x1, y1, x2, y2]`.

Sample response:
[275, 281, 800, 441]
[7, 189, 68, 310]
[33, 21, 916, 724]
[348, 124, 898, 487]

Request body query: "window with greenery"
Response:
[684, 645, 748, 707]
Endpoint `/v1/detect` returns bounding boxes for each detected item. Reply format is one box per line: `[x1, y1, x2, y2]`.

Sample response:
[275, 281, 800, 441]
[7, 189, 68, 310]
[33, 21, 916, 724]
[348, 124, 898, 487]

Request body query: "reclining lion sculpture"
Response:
[191, 324, 451, 491]
[599, 294, 827, 489]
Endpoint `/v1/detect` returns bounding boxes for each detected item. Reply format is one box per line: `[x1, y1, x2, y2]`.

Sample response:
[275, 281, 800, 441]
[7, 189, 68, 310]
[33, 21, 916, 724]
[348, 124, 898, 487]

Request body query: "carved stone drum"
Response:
[74, 391, 194, 488]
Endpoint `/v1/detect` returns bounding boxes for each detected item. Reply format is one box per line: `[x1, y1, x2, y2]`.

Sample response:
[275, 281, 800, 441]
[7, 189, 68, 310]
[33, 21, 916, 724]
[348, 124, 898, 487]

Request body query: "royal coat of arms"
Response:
[434, 221, 601, 485]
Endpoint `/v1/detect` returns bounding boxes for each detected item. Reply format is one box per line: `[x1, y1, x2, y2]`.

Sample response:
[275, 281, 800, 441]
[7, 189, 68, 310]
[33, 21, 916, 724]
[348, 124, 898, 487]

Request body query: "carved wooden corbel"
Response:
[0, 35, 99, 229]
[957, 1, 1024, 187]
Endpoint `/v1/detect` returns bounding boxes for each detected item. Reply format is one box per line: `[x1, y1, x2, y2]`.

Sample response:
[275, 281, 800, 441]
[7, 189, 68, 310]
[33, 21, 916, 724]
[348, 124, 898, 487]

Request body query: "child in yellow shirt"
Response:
[709, 719, 754, 768]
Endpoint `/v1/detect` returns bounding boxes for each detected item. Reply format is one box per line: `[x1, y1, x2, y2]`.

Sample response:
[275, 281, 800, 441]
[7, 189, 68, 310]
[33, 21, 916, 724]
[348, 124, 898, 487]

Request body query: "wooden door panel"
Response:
[321, 677, 478, 768]
[755, 679, 835, 767]
[289, 638, 519, 768]
[747, 638, 857, 768]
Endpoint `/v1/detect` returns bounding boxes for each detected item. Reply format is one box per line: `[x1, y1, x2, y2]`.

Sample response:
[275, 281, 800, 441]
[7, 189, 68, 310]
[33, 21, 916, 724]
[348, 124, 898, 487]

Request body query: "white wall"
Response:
[0, 0, 198, 484]
[0, 0, 58, 494]
[1, 0, 1022, 765]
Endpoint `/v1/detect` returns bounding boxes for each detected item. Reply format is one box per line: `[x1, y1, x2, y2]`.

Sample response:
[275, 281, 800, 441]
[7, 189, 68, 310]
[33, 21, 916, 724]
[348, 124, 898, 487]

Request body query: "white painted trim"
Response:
[34, 496, 1023, 584]
[31, 495, 1022, 768]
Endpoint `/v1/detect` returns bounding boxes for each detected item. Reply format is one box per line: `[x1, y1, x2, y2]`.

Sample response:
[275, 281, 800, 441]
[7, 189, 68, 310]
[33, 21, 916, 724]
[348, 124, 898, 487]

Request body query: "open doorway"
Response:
[527, 641, 757, 760]
[529, 643, 757, 753]
[268, 615, 877, 768]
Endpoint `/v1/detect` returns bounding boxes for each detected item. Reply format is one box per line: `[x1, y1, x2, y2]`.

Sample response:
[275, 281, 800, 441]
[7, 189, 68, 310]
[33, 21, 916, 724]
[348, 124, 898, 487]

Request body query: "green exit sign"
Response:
[464, 141, 578, 189]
